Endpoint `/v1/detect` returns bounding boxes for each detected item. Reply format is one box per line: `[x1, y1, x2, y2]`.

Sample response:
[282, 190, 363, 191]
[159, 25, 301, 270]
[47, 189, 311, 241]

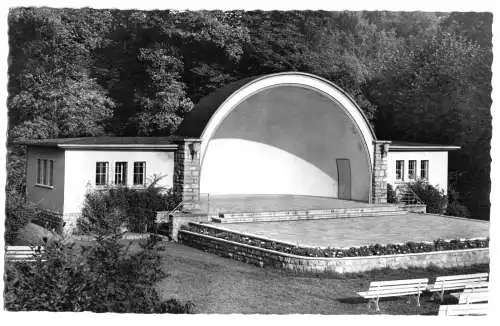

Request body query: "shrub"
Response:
[407, 180, 447, 214]
[4, 235, 194, 313]
[446, 187, 470, 218]
[446, 201, 470, 218]
[387, 184, 398, 203]
[5, 189, 42, 245]
[77, 177, 179, 235]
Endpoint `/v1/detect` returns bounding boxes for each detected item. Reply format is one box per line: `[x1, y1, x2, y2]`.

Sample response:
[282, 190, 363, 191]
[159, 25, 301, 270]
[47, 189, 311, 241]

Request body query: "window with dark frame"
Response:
[408, 160, 417, 180]
[133, 162, 146, 185]
[36, 158, 54, 187]
[95, 162, 109, 186]
[115, 162, 128, 185]
[396, 160, 404, 180]
[421, 160, 429, 180]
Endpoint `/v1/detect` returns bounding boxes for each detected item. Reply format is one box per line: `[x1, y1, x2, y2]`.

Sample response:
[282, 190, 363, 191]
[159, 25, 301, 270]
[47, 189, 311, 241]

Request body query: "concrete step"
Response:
[211, 205, 407, 223]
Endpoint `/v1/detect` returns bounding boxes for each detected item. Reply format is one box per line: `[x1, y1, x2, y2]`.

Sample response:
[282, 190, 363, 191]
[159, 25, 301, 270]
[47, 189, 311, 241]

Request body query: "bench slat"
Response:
[370, 278, 428, 287]
[439, 303, 488, 316]
[435, 273, 488, 281]
[5, 246, 46, 262]
[458, 292, 489, 304]
[358, 289, 422, 298]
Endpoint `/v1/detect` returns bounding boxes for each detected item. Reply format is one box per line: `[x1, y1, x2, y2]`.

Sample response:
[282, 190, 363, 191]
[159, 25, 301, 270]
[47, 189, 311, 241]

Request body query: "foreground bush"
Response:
[5, 189, 42, 245]
[77, 178, 178, 234]
[4, 235, 194, 313]
[182, 223, 488, 258]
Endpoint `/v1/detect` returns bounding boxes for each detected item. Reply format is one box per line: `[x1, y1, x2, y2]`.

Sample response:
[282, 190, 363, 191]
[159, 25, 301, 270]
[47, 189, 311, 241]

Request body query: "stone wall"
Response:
[31, 209, 64, 233]
[372, 140, 391, 204]
[173, 138, 202, 210]
[156, 211, 210, 241]
[179, 230, 489, 273]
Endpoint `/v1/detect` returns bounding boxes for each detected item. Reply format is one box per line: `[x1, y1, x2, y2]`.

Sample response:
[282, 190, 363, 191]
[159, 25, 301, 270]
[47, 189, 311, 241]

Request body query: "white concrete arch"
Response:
[199, 72, 376, 201]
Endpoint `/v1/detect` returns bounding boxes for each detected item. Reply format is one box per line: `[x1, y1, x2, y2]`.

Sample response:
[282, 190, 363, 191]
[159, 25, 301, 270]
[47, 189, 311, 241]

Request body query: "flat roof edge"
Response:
[57, 144, 179, 149]
[389, 146, 461, 151]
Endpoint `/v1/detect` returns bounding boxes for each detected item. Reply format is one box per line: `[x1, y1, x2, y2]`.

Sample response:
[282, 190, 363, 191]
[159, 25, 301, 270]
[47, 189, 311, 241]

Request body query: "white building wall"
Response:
[386, 151, 449, 193]
[26, 146, 66, 213]
[63, 149, 175, 214]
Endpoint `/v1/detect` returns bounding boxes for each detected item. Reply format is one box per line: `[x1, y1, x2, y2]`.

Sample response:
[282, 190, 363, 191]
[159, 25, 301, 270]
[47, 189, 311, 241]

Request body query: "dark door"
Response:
[337, 159, 352, 200]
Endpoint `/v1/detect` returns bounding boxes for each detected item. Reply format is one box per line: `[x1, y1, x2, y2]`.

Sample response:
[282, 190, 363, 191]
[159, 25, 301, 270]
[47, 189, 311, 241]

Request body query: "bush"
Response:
[4, 235, 194, 313]
[446, 187, 470, 218]
[5, 189, 42, 245]
[408, 180, 447, 214]
[387, 184, 398, 203]
[77, 178, 179, 235]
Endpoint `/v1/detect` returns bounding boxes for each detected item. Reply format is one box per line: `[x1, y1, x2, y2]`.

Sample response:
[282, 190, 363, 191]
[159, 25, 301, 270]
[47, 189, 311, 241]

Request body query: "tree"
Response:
[8, 8, 115, 139]
[132, 47, 193, 136]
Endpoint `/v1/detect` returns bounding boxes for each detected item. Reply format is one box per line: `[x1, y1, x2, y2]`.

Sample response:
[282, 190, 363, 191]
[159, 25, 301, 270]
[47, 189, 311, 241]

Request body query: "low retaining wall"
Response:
[178, 230, 489, 273]
[156, 211, 210, 241]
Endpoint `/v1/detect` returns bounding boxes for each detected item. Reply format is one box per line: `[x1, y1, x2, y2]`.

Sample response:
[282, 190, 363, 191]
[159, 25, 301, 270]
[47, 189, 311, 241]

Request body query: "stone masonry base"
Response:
[178, 230, 489, 274]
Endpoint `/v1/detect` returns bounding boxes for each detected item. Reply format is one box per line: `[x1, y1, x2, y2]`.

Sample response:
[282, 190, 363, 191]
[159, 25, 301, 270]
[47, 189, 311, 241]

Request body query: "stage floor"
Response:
[217, 214, 489, 248]
[200, 194, 390, 213]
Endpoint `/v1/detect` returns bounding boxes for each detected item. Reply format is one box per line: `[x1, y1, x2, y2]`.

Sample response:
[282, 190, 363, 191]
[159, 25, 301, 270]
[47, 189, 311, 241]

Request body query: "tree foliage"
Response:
[7, 9, 492, 220]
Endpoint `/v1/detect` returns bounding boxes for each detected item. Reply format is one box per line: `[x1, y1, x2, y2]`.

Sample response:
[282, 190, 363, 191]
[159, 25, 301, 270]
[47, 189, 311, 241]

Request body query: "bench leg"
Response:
[438, 290, 444, 302]
[431, 291, 444, 302]
[367, 298, 380, 312]
[406, 294, 421, 307]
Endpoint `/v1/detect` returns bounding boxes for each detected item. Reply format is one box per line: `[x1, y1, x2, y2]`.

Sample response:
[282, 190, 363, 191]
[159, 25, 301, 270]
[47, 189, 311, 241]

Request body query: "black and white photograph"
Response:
[1, 0, 496, 319]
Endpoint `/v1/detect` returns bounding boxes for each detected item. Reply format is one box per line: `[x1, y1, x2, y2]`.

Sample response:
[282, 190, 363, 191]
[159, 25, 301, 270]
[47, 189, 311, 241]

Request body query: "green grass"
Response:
[155, 242, 489, 314]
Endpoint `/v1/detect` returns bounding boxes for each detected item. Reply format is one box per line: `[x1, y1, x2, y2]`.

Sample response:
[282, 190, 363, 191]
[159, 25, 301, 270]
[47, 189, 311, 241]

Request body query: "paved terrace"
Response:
[218, 214, 489, 248]
[200, 194, 391, 213]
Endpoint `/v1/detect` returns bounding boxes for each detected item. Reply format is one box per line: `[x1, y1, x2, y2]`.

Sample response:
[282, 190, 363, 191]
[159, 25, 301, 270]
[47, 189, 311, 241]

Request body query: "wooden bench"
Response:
[438, 303, 488, 316]
[5, 246, 45, 262]
[457, 290, 489, 304]
[427, 273, 489, 302]
[357, 278, 429, 312]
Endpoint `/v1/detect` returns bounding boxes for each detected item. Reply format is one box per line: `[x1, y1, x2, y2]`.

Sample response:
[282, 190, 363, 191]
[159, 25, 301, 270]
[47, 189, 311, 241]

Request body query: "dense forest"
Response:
[6, 8, 492, 220]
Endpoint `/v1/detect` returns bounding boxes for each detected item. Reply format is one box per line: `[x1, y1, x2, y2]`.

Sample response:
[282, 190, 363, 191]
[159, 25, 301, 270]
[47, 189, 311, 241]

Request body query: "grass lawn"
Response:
[155, 242, 489, 314]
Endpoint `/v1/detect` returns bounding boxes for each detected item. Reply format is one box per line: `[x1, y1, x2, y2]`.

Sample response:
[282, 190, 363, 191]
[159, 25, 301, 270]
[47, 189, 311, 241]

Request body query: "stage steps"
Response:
[211, 204, 407, 223]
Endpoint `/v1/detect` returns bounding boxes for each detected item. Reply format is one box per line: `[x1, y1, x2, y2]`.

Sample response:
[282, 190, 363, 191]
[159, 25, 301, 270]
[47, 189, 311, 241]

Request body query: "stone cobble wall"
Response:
[179, 230, 489, 273]
[30, 210, 64, 233]
[173, 139, 202, 210]
[372, 140, 391, 204]
[156, 211, 210, 241]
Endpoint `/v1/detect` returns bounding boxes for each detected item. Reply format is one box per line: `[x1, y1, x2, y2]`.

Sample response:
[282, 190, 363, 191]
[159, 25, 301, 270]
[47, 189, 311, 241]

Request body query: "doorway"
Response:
[337, 159, 352, 200]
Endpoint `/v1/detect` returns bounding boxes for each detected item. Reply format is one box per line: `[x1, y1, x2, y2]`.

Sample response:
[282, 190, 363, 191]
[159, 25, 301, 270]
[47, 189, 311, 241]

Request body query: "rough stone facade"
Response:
[179, 230, 489, 273]
[173, 138, 202, 210]
[372, 140, 391, 204]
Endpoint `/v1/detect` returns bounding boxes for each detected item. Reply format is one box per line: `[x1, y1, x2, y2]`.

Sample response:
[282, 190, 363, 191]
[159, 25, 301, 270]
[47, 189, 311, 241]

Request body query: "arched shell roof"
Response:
[175, 72, 377, 141]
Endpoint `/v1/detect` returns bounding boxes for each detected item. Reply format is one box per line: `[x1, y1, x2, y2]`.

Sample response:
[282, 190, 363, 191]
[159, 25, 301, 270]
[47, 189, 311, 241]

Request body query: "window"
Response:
[115, 162, 128, 185]
[396, 160, 404, 180]
[36, 159, 54, 187]
[421, 160, 429, 180]
[133, 162, 146, 185]
[408, 160, 417, 180]
[95, 162, 109, 186]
